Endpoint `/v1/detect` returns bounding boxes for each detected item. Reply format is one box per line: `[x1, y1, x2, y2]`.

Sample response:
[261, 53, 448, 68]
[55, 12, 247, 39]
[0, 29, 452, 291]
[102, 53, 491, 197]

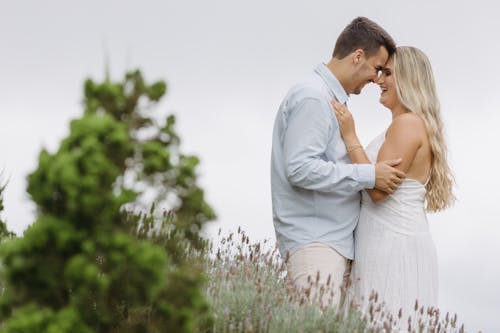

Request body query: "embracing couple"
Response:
[270, 17, 454, 317]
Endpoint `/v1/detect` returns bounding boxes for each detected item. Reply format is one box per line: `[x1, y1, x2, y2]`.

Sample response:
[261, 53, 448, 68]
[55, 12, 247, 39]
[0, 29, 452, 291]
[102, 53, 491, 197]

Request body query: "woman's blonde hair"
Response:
[393, 46, 455, 212]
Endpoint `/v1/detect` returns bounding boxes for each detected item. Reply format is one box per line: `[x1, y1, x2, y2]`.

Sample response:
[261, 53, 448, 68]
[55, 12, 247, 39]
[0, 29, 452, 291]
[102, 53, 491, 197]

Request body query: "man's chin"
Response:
[352, 82, 372, 95]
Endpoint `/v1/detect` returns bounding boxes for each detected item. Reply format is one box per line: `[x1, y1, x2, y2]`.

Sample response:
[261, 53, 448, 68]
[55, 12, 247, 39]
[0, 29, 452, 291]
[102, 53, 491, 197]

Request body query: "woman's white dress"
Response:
[352, 131, 438, 317]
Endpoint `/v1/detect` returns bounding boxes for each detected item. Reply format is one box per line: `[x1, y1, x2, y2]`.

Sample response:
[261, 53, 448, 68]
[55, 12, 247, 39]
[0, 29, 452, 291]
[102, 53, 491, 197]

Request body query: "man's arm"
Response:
[283, 97, 374, 193]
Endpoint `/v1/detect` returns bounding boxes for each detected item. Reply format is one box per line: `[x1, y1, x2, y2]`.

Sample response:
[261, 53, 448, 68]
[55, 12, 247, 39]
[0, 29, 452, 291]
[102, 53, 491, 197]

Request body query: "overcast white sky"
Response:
[1, 1, 499, 331]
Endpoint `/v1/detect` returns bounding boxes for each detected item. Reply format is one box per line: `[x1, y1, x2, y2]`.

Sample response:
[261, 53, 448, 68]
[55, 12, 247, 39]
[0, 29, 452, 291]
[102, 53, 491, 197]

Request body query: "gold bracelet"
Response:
[346, 144, 362, 153]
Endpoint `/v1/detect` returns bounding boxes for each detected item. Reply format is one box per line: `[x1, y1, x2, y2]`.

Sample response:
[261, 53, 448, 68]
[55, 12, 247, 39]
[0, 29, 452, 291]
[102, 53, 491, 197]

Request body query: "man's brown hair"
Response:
[333, 17, 396, 59]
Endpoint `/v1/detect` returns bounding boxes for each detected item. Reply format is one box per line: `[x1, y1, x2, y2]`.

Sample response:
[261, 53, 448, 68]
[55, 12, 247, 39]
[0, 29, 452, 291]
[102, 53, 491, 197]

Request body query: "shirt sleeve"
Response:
[283, 97, 375, 192]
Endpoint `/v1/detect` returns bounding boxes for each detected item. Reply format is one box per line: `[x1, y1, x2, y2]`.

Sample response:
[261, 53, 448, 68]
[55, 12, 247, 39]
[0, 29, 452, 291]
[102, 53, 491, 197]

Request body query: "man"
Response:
[270, 17, 405, 306]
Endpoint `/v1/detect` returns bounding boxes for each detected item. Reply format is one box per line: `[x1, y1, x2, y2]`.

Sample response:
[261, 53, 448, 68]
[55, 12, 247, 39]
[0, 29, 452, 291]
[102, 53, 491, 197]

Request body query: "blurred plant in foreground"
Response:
[0, 179, 15, 240]
[0, 70, 214, 333]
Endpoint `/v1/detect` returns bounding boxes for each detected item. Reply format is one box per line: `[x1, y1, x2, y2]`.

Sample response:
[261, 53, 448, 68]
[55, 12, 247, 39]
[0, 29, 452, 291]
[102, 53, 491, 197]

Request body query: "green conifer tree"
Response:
[0, 70, 215, 332]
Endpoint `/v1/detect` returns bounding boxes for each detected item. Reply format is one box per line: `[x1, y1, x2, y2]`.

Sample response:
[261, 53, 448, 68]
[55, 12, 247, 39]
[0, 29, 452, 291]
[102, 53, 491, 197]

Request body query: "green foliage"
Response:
[0, 305, 93, 333]
[27, 114, 133, 224]
[0, 70, 215, 332]
[84, 69, 215, 244]
[0, 181, 15, 240]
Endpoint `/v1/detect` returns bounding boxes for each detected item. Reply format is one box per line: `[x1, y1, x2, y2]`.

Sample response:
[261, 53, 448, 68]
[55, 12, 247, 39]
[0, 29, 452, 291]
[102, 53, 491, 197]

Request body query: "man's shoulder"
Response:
[286, 76, 328, 104]
[275, 69, 331, 118]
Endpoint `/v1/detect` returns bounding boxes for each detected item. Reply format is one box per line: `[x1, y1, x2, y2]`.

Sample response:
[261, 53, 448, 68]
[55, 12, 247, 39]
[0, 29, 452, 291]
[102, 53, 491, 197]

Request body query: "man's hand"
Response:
[374, 159, 406, 194]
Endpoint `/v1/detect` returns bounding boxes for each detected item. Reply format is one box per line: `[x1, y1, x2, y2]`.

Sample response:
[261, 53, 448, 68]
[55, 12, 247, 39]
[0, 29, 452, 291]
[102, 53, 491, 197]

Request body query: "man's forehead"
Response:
[376, 52, 389, 67]
[368, 46, 389, 66]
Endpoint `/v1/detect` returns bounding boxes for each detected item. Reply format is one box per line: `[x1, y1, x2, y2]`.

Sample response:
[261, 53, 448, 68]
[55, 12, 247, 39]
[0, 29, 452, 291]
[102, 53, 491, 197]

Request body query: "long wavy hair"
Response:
[393, 46, 455, 212]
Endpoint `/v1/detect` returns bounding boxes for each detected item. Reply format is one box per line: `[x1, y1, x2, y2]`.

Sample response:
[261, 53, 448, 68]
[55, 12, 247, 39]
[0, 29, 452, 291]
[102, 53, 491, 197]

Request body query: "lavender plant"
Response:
[204, 228, 476, 333]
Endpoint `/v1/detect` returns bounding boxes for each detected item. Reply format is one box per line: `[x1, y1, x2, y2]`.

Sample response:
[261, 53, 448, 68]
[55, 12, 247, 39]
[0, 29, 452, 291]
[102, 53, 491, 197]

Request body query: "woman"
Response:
[332, 46, 455, 318]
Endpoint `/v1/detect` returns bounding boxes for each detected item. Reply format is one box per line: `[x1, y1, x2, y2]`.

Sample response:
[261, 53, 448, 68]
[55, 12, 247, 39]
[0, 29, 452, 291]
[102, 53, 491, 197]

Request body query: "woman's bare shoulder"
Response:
[387, 112, 426, 137]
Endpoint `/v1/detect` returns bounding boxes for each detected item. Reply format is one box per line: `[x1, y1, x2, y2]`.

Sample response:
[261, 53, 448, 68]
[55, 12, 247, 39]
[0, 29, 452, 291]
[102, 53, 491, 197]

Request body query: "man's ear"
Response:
[352, 49, 364, 65]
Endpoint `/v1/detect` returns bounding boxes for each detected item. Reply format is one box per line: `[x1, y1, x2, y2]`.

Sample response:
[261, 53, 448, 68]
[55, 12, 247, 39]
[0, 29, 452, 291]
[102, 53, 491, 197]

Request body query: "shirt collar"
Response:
[314, 63, 349, 105]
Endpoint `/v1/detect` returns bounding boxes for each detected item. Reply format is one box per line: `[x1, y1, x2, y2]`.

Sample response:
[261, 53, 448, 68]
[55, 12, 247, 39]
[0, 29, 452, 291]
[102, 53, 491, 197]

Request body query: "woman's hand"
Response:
[331, 100, 357, 141]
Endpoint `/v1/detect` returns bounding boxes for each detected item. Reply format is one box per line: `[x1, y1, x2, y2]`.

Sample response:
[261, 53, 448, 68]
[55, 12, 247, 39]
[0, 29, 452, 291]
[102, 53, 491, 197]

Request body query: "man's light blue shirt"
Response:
[271, 63, 375, 260]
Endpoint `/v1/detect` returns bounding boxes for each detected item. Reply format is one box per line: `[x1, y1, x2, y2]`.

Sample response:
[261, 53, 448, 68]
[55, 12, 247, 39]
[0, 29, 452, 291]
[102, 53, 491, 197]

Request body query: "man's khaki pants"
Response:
[287, 242, 351, 308]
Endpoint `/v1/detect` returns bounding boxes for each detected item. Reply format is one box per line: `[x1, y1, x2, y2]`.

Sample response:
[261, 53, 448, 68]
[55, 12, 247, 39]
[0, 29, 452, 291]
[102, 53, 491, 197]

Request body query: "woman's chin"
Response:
[379, 97, 387, 107]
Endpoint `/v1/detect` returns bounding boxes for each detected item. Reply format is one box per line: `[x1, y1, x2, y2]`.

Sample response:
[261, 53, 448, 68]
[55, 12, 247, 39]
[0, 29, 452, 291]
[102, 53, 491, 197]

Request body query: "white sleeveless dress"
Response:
[351, 131, 438, 318]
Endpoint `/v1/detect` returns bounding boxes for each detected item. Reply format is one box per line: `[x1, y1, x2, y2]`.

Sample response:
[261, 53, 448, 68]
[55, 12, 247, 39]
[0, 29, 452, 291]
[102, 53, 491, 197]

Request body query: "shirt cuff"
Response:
[355, 164, 375, 189]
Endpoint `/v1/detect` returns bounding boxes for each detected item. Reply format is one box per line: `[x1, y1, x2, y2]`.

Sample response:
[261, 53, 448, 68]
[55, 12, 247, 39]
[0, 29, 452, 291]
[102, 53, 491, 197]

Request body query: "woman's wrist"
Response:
[343, 134, 360, 147]
[346, 143, 363, 153]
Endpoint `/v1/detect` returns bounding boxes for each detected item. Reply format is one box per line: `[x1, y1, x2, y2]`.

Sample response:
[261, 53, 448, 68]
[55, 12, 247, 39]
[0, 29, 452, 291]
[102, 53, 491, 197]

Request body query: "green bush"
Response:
[0, 70, 214, 333]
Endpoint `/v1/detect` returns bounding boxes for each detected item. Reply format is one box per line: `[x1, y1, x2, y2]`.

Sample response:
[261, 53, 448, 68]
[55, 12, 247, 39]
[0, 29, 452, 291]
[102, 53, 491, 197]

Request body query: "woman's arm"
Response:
[332, 101, 419, 203]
